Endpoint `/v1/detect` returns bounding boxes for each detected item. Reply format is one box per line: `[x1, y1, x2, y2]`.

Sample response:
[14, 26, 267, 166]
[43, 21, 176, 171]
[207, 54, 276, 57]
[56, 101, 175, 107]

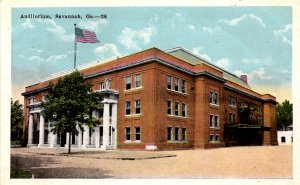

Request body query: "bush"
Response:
[10, 169, 32, 178]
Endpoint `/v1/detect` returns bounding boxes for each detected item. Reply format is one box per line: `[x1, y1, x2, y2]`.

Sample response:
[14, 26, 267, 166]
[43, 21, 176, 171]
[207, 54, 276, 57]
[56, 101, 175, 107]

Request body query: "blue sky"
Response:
[12, 7, 292, 103]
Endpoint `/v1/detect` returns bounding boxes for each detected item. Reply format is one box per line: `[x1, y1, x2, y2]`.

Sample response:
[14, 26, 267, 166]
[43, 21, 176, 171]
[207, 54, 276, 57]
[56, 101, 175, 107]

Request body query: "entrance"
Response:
[99, 126, 103, 146]
[60, 132, 66, 147]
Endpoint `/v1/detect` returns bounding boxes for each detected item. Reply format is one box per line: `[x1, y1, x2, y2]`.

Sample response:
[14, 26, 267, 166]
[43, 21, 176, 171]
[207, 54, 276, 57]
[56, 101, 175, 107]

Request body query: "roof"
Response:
[166, 46, 251, 89]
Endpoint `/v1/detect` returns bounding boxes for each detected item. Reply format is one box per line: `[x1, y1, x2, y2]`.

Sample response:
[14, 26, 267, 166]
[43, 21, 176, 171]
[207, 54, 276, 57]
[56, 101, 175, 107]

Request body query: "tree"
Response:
[42, 71, 103, 154]
[276, 100, 293, 131]
[11, 99, 23, 143]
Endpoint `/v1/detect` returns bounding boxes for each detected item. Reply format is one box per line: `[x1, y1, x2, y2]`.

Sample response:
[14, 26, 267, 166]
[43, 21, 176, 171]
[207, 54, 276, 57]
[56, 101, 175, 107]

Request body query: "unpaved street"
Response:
[11, 146, 292, 178]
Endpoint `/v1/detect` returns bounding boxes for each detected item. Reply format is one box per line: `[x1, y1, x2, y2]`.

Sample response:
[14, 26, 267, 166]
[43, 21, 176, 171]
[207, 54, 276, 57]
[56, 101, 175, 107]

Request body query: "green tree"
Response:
[277, 100, 293, 130]
[42, 71, 103, 154]
[11, 99, 24, 143]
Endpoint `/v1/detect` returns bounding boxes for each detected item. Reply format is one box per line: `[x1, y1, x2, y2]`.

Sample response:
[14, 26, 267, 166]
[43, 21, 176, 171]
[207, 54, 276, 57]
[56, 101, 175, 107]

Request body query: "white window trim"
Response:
[182, 80, 186, 94]
[167, 75, 173, 90]
[135, 99, 141, 115]
[125, 101, 131, 115]
[167, 100, 172, 115]
[174, 101, 180, 116]
[135, 74, 142, 88]
[182, 103, 187, 117]
[125, 127, 131, 142]
[134, 127, 141, 142]
[174, 77, 180, 92]
[125, 75, 132, 90]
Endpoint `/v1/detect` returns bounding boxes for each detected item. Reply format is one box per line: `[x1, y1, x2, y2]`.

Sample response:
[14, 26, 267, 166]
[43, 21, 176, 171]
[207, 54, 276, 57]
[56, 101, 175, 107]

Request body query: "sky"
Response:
[11, 7, 292, 104]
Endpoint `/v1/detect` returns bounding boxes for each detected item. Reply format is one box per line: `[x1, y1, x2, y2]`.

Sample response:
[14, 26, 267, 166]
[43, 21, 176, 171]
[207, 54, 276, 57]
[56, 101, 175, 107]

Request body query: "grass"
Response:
[10, 169, 32, 178]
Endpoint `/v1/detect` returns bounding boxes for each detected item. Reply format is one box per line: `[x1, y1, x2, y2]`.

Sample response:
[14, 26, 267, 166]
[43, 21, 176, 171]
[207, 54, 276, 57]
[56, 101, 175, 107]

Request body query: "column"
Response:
[95, 127, 100, 148]
[102, 103, 110, 149]
[65, 132, 70, 147]
[38, 114, 45, 147]
[82, 125, 90, 148]
[49, 122, 56, 147]
[77, 125, 82, 147]
[28, 114, 33, 145]
[111, 103, 118, 149]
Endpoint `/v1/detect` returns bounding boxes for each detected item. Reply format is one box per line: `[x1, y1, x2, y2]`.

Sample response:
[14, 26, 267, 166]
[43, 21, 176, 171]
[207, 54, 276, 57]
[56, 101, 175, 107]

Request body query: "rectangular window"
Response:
[135, 127, 141, 141]
[233, 114, 236, 123]
[182, 80, 186, 93]
[125, 76, 131, 90]
[175, 102, 179, 116]
[209, 92, 213, 104]
[182, 128, 186, 141]
[182, 103, 186, 117]
[99, 82, 104, 90]
[167, 100, 172, 115]
[213, 93, 219, 105]
[214, 116, 219, 128]
[175, 127, 179, 141]
[135, 74, 141, 88]
[167, 127, 172, 141]
[135, 99, 141, 114]
[125, 127, 131, 141]
[210, 134, 219, 142]
[167, 76, 172, 90]
[229, 113, 233, 123]
[175, 78, 179, 91]
[210, 115, 214, 128]
[106, 79, 111, 89]
[281, 136, 286, 143]
[125, 101, 131, 115]
[229, 95, 236, 106]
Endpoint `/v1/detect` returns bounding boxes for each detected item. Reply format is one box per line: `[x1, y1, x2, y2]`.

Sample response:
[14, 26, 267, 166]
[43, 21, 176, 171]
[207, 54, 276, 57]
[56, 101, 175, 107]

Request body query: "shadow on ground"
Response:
[11, 154, 113, 178]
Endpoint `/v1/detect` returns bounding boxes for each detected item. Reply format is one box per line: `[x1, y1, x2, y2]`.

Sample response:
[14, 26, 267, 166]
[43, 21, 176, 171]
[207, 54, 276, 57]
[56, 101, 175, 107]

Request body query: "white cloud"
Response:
[94, 44, 121, 58]
[77, 19, 108, 32]
[28, 51, 73, 63]
[189, 25, 195, 31]
[215, 58, 230, 70]
[219, 14, 266, 28]
[117, 25, 157, 51]
[150, 14, 159, 23]
[36, 19, 73, 42]
[273, 24, 292, 46]
[31, 48, 44, 53]
[29, 55, 43, 62]
[234, 67, 272, 82]
[192, 47, 211, 61]
[202, 26, 221, 35]
[241, 57, 272, 65]
[22, 19, 34, 29]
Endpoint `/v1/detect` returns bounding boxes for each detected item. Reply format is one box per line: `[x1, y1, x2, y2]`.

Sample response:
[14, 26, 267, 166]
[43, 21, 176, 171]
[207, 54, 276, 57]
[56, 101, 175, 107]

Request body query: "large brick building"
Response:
[21, 47, 278, 150]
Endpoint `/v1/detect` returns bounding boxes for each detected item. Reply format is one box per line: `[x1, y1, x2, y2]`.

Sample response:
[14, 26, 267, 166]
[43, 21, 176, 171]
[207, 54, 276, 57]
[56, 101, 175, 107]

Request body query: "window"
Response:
[29, 96, 36, 104]
[125, 76, 131, 90]
[291, 137, 293, 143]
[167, 100, 172, 115]
[167, 127, 172, 141]
[135, 74, 142, 88]
[125, 127, 131, 141]
[135, 99, 141, 114]
[182, 103, 187, 117]
[42, 94, 49, 102]
[125, 101, 131, 115]
[213, 93, 219, 105]
[229, 95, 236, 106]
[167, 76, 172, 90]
[175, 127, 179, 141]
[175, 78, 179, 91]
[229, 113, 233, 123]
[182, 80, 186, 93]
[99, 82, 104, 90]
[209, 92, 213, 104]
[281, 136, 286, 143]
[214, 116, 219, 128]
[210, 115, 214, 128]
[106, 79, 111, 89]
[182, 128, 186, 141]
[233, 114, 236, 123]
[135, 127, 141, 141]
[175, 102, 179, 116]
[210, 134, 219, 142]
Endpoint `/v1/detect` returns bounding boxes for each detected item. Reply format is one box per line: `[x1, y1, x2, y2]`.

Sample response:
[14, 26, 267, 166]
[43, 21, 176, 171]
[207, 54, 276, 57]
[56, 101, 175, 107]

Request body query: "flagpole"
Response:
[74, 24, 77, 69]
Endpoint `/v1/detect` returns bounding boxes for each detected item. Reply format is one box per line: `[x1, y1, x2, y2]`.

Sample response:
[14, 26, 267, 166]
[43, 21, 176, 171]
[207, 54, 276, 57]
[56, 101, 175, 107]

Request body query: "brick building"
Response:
[21, 47, 278, 150]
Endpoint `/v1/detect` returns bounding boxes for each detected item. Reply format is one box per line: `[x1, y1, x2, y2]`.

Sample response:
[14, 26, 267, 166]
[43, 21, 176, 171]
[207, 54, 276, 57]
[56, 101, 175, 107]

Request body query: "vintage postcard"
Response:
[1, 1, 299, 185]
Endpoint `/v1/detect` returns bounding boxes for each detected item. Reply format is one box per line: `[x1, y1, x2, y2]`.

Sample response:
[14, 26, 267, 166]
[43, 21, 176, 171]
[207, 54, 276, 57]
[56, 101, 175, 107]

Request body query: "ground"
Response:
[11, 146, 292, 178]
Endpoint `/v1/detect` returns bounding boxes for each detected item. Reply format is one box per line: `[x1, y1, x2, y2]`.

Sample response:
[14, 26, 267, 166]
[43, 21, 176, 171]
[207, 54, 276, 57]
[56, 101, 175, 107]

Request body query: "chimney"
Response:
[240, 75, 248, 83]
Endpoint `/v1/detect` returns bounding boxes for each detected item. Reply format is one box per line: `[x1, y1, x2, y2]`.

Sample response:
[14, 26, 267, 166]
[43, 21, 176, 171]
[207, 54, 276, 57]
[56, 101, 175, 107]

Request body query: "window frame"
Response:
[182, 103, 187, 117]
[99, 81, 105, 90]
[135, 99, 141, 114]
[167, 127, 173, 141]
[167, 100, 172, 115]
[135, 127, 141, 141]
[175, 127, 180, 141]
[182, 80, 186, 94]
[214, 115, 219, 128]
[182, 128, 187, 141]
[167, 75, 172, 90]
[135, 74, 142, 88]
[174, 77, 179, 91]
[125, 127, 131, 141]
[125, 101, 131, 115]
[125, 75, 132, 90]
[174, 102, 179, 116]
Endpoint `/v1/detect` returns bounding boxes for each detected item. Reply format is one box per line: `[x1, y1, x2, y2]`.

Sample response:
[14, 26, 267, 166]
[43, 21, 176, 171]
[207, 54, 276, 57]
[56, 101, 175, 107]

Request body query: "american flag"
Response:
[75, 27, 100, 43]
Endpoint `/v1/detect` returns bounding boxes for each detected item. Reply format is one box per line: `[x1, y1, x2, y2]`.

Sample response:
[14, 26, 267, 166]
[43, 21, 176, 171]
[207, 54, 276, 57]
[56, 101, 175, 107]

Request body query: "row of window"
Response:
[209, 115, 219, 128]
[167, 76, 186, 93]
[167, 127, 187, 141]
[125, 100, 141, 115]
[125, 127, 141, 141]
[99, 78, 112, 90]
[125, 74, 142, 90]
[167, 100, 187, 117]
[209, 91, 219, 105]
